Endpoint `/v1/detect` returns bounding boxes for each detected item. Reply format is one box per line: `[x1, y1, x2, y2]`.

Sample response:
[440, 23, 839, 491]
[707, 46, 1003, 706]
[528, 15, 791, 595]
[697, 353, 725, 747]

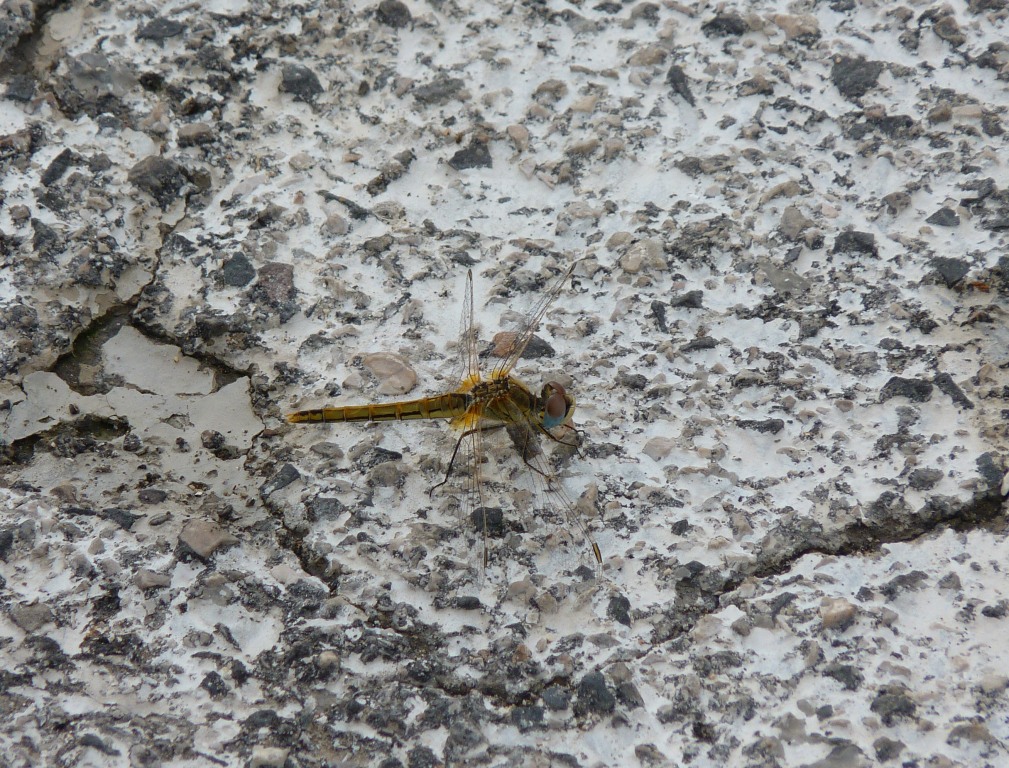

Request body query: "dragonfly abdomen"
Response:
[287, 393, 470, 424]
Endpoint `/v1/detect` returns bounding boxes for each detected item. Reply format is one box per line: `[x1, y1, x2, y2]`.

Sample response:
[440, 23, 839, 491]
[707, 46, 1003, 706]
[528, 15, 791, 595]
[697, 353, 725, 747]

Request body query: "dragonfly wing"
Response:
[460, 268, 481, 381]
[459, 409, 494, 569]
[491, 261, 578, 378]
[509, 408, 602, 566]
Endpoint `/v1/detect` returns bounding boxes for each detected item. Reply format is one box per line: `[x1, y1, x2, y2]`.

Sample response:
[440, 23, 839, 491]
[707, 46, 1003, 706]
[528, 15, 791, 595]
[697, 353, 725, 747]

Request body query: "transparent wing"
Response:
[438, 405, 494, 575]
[463, 416, 491, 571]
[507, 414, 602, 568]
[460, 268, 480, 382]
[445, 268, 480, 389]
[491, 261, 578, 378]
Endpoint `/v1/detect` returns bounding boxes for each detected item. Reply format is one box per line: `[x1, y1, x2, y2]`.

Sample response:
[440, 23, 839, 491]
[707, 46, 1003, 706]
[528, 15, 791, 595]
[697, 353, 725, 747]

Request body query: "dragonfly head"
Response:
[541, 381, 575, 430]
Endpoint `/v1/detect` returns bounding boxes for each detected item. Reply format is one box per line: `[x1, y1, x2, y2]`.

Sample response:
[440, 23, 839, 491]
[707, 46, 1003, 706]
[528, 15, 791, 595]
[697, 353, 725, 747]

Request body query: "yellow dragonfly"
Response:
[286, 262, 602, 569]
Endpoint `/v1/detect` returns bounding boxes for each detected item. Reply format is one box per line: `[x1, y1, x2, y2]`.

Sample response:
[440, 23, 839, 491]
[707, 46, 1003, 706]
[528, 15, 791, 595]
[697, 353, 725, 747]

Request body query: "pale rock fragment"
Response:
[771, 13, 819, 40]
[620, 238, 664, 274]
[362, 352, 417, 395]
[506, 124, 529, 151]
[821, 597, 857, 630]
[179, 519, 238, 560]
[642, 436, 675, 461]
[134, 569, 172, 589]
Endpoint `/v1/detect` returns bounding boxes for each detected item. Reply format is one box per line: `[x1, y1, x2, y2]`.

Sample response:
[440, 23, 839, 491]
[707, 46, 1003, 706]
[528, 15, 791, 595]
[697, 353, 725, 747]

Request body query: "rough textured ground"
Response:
[2, 0, 1008, 766]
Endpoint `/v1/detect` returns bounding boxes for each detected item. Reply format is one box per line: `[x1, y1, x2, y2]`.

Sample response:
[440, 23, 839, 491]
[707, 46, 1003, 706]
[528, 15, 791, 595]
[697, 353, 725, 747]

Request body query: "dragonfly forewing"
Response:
[491, 262, 579, 378]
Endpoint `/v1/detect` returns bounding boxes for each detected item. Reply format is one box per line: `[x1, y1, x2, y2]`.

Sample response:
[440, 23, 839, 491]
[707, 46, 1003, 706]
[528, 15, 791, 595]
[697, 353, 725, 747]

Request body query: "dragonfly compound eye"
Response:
[542, 382, 569, 428]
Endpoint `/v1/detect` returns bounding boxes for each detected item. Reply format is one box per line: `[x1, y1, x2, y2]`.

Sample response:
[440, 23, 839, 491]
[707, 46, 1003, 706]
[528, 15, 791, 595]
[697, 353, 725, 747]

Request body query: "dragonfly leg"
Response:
[514, 427, 555, 482]
[428, 424, 507, 497]
[536, 422, 584, 459]
[565, 425, 586, 459]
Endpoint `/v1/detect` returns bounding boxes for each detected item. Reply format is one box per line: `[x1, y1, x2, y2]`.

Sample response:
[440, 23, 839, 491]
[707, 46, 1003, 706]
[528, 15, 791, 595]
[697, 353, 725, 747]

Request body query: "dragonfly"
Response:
[286, 262, 602, 570]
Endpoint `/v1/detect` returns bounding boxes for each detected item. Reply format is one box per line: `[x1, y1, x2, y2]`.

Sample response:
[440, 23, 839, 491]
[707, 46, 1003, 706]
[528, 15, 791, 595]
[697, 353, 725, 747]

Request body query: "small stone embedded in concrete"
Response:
[100, 507, 141, 530]
[880, 376, 933, 403]
[323, 212, 349, 235]
[870, 685, 917, 725]
[932, 15, 965, 47]
[702, 12, 747, 37]
[361, 352, 417, 395]
[413, 76, 465, 106]
[772, 13, 820, 41]
[178, 519, 239, 560]
[260, 463, 300, 496]
[510, 705, 543, 732]
[10, 602, 54, 632]
[831, 56, 884, 99]
[933, 372, 973, 410]
[574, 671, 616, 716]
[979, 674, 1009, 694]
[137, 17, 185, 40]
[470, 507, 505, 538]
[926, 207, 960, 227]
[279, 64, 324, 101]
[642, 436, 674, 461]
[177, 123, 214, 147]
[666, 64, 695, 106]
[200, 671, 230, 699]
[220, 253, 255, 287]
[134, 569, 172, 590]
[907, 467, 943, 490]
[407, 746, 440, 768]
[367, 461, 405, 488]
[779, 205, 814, 240]
[447, 141, 492, 170]
[873, 737, 904, 762]
[77, 733, 118, 756]
[820, 597, 857, 630]
[138, 488, 168, 504]
[376, 0, 411, 28]
[5, 74, 35, 101]
[883, 191, 911, 213]
[736, 418, 785, 434]
[506, 124, 529, 151]
[833, 230, 877, 256]
[201, 430, 226, 450]
[255, 262, 297, 307]
[620, 237, 664, 274]
[669, 290, 703, 309]
[930, 256, 969, 287]
[128, 156, 189, 209]
[607, 594, 631, 626]
[41, 149, 79, 186]
[937, 571, 961, 590]
[250, 747, 290, 768]
[541, 685, 570, 710]
[880, 570, 929, 600]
